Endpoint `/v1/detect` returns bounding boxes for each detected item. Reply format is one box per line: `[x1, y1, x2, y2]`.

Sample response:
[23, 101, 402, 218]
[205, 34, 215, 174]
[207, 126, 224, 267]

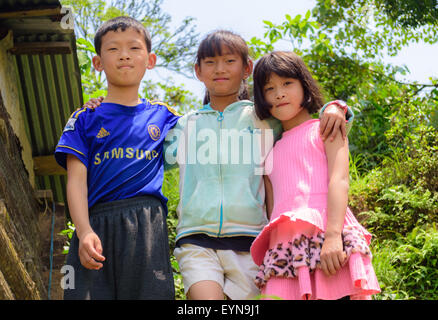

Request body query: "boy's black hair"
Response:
[196, 30, 251, 105]
[253, 51, 325, 120]
[94, 16, 151, 55]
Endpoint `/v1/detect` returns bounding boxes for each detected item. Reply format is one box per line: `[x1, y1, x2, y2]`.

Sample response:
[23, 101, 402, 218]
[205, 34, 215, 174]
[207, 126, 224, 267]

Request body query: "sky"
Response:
[148, 0, 438, 100]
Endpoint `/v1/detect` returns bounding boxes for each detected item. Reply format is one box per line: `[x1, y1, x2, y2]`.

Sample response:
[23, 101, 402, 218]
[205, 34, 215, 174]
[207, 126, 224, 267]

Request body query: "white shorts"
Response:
[174, 243, 260, 300]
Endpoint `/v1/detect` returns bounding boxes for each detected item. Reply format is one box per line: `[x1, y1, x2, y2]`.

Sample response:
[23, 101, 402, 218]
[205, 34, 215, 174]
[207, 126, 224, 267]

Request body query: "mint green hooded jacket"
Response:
[164, 100, 353, 243]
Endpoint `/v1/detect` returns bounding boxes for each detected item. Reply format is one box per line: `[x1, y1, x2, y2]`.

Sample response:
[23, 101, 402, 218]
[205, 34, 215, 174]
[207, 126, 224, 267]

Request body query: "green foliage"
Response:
[350, 101, 438, 238]
[347, 93, 438, 299]
[313, 0, 438, 59]
[58, 221, 75, 255]
[372, 226, 438, 300]
[375, 0, 438, 29]
[359, 185, 438, 237]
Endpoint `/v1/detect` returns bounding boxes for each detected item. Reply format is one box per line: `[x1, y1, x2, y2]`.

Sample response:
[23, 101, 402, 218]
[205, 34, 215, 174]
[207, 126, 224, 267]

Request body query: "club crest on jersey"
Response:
[148, 125, 160, 141]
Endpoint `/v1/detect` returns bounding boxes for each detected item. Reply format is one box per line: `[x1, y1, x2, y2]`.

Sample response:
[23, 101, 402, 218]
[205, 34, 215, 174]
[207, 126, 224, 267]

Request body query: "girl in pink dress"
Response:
[250, 51, 380, 300]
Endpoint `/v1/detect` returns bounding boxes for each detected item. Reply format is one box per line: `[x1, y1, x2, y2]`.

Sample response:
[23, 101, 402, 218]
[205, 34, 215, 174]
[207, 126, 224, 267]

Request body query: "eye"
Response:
[108, 47, 117, 51]
[227, 59, 236, 63]
[264, 86, 273, 92]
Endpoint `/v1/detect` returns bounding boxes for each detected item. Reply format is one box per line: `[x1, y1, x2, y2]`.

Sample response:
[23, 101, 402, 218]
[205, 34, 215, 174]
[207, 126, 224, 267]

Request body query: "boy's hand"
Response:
[84, 96, 104, 109]
[319, 102, 347, 142]
[319, 233, 347, 276]
[78, 231, 105, 270]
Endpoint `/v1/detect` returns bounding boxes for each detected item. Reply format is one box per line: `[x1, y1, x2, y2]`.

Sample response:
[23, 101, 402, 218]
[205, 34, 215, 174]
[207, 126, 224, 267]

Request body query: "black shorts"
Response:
[63, 196, 175, 300]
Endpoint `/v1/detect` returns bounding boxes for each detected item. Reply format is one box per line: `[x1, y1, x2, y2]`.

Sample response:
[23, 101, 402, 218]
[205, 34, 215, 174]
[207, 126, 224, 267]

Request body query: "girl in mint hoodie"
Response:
[164, 30, 353, 300]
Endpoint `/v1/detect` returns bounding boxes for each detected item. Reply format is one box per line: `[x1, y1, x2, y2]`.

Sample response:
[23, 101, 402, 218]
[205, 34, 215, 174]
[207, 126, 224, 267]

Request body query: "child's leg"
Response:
[174, 244, 226, 300]
[187, 280, 224, 300]
[219, 250, 260, 300]
[114, 196, 175, 300]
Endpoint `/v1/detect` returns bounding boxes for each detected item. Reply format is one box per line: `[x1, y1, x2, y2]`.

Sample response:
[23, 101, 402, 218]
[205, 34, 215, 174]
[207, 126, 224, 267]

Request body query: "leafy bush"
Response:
[372, 226, 438, 300]
[349, 99, 438, 240]
[358, 185, 438, 238]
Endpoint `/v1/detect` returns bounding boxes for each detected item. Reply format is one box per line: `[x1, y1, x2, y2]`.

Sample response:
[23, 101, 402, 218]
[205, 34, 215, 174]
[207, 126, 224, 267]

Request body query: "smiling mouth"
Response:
[214, 78, 228, 82]
[118, 66, 133, 69]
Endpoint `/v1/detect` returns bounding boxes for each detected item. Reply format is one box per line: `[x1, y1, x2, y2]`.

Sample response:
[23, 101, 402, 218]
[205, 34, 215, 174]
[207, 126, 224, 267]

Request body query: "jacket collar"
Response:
[199, 100, 253, 113]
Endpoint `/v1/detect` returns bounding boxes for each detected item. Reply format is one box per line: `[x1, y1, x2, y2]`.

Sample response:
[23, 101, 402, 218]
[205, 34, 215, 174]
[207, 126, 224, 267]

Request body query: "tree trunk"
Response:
[0, 221, 41, 299]
[0, 91, 46, 299]
[0, 269, 14, 299]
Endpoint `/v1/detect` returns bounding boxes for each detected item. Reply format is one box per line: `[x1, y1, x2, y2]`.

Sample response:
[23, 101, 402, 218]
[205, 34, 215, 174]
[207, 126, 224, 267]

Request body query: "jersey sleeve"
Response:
[54, 109, 89, 170]
[163, 104, 181, 131]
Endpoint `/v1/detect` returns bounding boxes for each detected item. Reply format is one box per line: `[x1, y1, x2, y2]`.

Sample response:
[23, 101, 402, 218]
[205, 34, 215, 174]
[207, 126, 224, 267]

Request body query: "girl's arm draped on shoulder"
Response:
[263, 175, 274, 220]
[66, 155, 105, 270]
[320, 133, 350, 276]
[319, 101, 354, 142]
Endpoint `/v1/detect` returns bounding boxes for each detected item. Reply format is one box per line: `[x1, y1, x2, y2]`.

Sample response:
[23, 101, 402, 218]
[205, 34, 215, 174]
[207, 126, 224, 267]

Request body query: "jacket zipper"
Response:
[217, 111, 224, 237]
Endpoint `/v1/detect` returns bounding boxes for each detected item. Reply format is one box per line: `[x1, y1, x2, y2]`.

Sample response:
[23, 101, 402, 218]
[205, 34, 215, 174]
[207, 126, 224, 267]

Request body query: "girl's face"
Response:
[195, 44, 251, 103]
[263, 73, 305, 123]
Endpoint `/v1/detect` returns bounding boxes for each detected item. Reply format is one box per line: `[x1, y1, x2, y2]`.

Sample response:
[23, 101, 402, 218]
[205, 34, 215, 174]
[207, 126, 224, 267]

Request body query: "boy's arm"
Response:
[320, 134, 349, 276]
[319, 100, 354, 141]
[66, 155, 105, 270]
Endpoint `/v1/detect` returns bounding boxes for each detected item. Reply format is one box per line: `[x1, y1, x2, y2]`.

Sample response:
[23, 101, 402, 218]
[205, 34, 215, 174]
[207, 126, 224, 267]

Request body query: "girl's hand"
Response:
[84, 96, 104, 109]
[78, 230, 105, 270]
[319, 233, 346, 276]
[319, 103, 347, 142]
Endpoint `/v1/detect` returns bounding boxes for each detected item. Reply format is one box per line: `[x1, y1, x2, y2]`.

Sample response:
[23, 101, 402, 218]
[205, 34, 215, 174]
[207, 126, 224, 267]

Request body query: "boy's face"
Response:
[92, 27, 156, 88]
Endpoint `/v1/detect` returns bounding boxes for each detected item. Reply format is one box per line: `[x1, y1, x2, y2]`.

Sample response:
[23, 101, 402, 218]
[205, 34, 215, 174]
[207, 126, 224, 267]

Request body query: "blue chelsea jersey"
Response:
[55, 99, 180, 209]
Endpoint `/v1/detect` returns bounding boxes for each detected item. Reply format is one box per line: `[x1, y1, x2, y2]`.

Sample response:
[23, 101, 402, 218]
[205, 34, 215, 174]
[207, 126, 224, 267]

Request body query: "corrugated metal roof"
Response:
[0, 0, 60, 11]
[0, 0, 83, 203]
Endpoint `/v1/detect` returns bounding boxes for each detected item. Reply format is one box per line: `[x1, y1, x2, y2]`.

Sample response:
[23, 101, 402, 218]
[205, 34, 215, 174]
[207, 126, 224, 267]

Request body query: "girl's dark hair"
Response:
[94, 16, 151, 55]
[253, 51, 324, 120]
[196, 30, 251, 105]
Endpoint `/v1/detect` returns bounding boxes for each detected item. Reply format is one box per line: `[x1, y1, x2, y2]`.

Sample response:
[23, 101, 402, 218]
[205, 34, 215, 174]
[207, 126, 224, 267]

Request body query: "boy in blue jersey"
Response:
[55, 16, 180, 299]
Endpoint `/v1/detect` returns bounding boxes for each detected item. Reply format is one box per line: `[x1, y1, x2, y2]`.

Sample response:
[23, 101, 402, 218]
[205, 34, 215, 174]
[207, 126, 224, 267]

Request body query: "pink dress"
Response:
[250, 119, 380, 300]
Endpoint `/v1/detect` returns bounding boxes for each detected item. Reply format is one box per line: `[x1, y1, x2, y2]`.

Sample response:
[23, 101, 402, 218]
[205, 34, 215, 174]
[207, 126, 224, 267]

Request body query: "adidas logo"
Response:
[96, 127, 110, 138]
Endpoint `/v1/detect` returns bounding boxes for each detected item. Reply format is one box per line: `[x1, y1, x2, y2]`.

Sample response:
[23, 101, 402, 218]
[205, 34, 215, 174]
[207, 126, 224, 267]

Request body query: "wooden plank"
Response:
[0, 7, 61, 19]
[34, 155, 66, 176]
[9, 41, 71, 55]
